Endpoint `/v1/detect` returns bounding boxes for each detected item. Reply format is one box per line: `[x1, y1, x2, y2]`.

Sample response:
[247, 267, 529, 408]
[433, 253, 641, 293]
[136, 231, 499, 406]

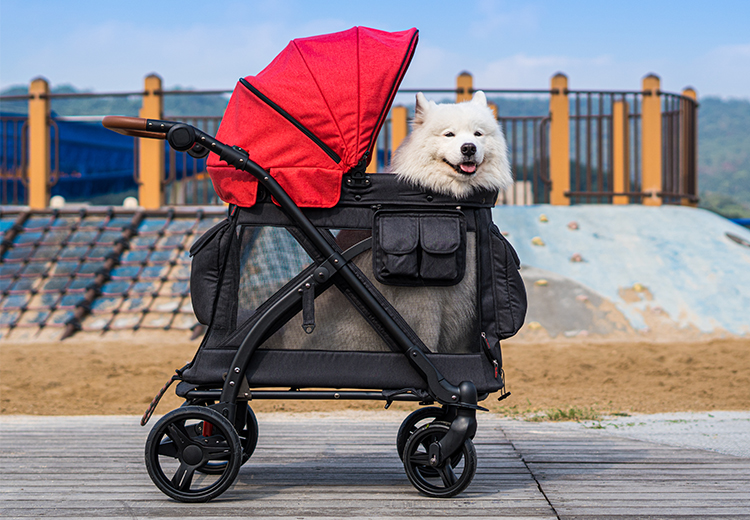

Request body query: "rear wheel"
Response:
[145, 406, 241, 502]
[195, 404, 258, 474]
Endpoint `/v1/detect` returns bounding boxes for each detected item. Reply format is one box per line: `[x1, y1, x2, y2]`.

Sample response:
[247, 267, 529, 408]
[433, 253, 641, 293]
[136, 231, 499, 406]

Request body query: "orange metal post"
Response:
[641, 74, 662, 206]
[28, 77, 50, 209]
[549, 73, 570, 205]
[612, 100, 630, 204]
[488, 102, 498, 119]
[138, 74, 164, 209]
[456, 72, 472, 103]
[390, 105, 409, 153]
[681, 87, 698, 207]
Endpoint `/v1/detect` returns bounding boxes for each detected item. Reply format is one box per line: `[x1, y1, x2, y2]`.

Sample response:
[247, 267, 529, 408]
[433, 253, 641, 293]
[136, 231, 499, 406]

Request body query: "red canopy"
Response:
[207, 26, 419, 208]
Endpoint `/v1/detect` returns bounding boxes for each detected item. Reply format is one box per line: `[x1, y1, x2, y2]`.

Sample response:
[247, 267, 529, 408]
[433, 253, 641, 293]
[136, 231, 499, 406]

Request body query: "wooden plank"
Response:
[0, 414, 556, 519]
[2, 412, 749, 519]
[499, 419, 750, 518]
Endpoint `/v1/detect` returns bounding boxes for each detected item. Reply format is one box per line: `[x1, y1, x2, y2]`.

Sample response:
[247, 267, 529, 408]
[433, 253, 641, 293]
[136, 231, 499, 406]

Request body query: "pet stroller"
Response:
[104, 26, 526, 502]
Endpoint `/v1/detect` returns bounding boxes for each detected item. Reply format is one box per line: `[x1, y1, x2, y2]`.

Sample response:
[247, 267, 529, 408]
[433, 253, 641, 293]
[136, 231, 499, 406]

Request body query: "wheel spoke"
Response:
[171, 462, 196, 491]
[204, 444, 232, 460]
[409, 452, 431, 466]
[157, 438, 179, 458]
[437, 464, 458, 487]
[166, 422, 193, 448]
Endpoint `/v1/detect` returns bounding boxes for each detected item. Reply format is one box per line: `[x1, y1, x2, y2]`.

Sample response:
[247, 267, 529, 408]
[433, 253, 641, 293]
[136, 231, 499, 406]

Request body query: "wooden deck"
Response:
[1, 412, 749, 519]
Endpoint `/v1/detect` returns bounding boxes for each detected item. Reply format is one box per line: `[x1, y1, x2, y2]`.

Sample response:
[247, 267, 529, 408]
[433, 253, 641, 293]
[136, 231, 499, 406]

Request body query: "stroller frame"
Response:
[104, 115, 512, 502]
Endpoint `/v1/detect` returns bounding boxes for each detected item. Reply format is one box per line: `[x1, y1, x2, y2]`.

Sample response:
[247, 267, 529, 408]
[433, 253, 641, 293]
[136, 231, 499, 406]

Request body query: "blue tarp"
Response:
[1, 113, 208, 202]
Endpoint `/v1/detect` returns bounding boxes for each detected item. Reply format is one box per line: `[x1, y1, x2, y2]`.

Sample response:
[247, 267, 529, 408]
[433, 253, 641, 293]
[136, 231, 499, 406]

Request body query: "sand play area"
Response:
[1, 332, 747, 417]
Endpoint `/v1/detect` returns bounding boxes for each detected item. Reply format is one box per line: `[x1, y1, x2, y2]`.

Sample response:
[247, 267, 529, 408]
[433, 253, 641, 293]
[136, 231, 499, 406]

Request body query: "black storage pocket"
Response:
[419, 216, 462, 281]
[189, 218, 233, 325]
[488, 223, 527, 339]
[374, 210, 466, 286]
[378, 214, 419, 280]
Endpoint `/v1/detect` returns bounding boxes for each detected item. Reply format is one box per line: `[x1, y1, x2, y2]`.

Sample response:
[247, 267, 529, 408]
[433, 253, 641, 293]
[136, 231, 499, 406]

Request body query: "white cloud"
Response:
[477, 53, 619, 90]
[470, 0, 540, 37]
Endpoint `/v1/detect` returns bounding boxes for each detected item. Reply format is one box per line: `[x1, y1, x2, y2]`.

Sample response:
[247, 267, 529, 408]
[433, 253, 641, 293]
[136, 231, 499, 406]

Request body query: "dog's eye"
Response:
[444, 132, 455, 137]
[474, 131, 483, 137]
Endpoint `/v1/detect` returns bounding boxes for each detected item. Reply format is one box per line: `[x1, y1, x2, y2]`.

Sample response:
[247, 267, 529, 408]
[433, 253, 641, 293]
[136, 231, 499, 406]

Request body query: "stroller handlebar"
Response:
[102, 116, 176, 139]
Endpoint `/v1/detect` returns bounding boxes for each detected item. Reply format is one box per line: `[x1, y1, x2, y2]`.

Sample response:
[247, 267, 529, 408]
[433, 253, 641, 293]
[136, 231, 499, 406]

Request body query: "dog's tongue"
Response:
[460, 162, 477, 174]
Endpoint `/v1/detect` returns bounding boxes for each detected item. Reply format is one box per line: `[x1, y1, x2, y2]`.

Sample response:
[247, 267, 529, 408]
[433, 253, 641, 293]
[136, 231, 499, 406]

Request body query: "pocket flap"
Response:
[419, 216, 461, 254]
[379, 215, 419, 254]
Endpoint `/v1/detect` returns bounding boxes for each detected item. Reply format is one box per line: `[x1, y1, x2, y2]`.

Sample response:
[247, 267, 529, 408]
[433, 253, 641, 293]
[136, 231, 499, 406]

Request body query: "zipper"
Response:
[239, 78, 341, 164]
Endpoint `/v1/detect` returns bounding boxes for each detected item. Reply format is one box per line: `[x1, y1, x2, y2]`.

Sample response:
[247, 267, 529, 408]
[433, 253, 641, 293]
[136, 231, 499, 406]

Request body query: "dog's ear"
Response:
[471, 90, 488, 107]
[414, 92, 433, 125]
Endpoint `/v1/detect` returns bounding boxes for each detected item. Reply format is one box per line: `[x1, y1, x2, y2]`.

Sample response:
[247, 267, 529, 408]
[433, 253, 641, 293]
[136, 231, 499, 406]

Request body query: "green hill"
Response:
[695, 97, 750, 218]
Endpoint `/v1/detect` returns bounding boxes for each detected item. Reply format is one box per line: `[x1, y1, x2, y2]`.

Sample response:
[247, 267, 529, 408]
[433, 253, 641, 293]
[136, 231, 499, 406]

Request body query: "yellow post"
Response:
[681, 87, 698, 207]
[488, 102, 498, 119]
[138, 74, 164, 209]
[549, 73, 570, 205]
[28, 77, 51, 209]
[456, 72, 472, 103]
[641, 74, 662, 206]
[365, 157, 378, 173]
[612, 100, 630, 204]
[390, 105, 408, 152]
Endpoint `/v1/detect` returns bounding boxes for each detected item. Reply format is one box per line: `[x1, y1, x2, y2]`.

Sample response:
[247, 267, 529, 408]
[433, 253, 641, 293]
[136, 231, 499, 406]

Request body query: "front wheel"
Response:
[402, 422, 477, 498]
[145, 406, 242, 502]
[396, 406, 447, 461]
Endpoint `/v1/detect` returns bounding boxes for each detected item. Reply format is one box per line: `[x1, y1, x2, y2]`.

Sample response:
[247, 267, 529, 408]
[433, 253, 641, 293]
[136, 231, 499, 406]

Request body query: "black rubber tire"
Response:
[145, 406, 242, 502]
[396, 407, 447, 461]
[403, 422, 477, 498]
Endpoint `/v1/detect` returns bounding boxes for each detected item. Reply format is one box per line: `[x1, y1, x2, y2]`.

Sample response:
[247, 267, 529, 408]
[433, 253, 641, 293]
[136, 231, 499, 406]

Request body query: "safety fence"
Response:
[0, 72, 698, 209]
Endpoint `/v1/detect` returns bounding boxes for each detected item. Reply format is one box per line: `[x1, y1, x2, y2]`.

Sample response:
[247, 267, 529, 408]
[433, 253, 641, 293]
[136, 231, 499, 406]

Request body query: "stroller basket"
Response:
[103, 26, 526, 502]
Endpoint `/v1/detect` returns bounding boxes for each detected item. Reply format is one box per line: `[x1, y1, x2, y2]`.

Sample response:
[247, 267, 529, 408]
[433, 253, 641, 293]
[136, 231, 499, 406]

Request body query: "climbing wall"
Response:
[0, 207, 225, 341]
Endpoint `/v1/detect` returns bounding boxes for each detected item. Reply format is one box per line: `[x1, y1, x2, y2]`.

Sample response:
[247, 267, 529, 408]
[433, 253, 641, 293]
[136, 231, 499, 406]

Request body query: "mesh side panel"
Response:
[236, 226, 313, 325]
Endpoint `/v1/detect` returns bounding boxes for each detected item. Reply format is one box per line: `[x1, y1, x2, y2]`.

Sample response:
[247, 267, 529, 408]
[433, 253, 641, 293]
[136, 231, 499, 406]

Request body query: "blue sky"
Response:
[1, 0, 749, 99]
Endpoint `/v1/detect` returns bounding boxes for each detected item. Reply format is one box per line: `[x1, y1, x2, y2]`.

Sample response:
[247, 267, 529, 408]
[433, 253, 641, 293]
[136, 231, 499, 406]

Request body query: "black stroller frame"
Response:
[103, 115, 525, 502]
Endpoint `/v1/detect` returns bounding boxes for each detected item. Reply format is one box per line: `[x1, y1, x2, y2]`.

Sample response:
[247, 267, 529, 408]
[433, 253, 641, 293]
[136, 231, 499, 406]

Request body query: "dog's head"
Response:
[390, 91, 512, 198]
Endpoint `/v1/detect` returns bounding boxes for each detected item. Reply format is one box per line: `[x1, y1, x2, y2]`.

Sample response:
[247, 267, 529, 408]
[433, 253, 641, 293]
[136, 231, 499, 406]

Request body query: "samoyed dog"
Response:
[389, 90, 512, 198]
[259, 92, 512, 354]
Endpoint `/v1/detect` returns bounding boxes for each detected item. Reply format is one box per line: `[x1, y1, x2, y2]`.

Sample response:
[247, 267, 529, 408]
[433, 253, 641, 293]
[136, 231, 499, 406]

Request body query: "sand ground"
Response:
[1, 332, 748, 416]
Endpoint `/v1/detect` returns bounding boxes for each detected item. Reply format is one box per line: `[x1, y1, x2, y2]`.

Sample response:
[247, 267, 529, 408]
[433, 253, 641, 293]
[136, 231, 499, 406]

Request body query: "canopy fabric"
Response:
[207, 26, 419, 208]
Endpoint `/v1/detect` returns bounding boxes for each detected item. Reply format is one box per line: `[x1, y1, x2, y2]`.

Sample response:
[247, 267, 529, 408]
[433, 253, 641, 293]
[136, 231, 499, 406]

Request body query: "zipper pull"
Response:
[481, 332, 499, 379]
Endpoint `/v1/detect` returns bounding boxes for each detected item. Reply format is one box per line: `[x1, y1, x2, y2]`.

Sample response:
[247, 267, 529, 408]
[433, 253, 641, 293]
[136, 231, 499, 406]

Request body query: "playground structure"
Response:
[2, 72, 698, 209]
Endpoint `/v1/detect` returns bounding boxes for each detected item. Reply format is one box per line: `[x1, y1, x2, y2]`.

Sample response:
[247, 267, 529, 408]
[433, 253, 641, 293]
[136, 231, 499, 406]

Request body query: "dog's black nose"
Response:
[461, 143, 476, 156]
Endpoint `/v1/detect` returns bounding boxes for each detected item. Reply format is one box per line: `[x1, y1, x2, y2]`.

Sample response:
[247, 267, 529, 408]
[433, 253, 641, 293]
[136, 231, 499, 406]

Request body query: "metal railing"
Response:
[0, 115, 27, 205]
[0, 73, 698, 209]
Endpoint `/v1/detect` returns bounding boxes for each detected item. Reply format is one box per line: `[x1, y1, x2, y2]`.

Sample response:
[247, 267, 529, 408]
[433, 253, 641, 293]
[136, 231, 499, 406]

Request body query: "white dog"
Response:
[389, 91, 512, 198]
[258, 92, 512, 354]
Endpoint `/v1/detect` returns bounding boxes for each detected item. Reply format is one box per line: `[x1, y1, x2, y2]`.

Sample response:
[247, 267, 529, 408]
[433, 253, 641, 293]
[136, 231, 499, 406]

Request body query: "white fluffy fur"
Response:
[389, 91, 512, 198]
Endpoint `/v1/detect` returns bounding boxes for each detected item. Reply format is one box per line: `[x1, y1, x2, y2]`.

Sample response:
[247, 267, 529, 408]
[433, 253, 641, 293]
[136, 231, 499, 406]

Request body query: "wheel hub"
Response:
[182, 444, 204, 466]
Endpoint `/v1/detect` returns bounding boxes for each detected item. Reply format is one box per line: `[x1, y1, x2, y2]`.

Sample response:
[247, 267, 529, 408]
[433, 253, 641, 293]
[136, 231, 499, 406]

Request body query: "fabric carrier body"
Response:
[180, 174, 526, 396]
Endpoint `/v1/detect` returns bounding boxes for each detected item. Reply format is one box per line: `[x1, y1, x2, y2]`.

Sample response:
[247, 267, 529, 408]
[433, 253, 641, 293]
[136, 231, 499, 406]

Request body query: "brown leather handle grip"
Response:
[102, 116, 168, 139]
